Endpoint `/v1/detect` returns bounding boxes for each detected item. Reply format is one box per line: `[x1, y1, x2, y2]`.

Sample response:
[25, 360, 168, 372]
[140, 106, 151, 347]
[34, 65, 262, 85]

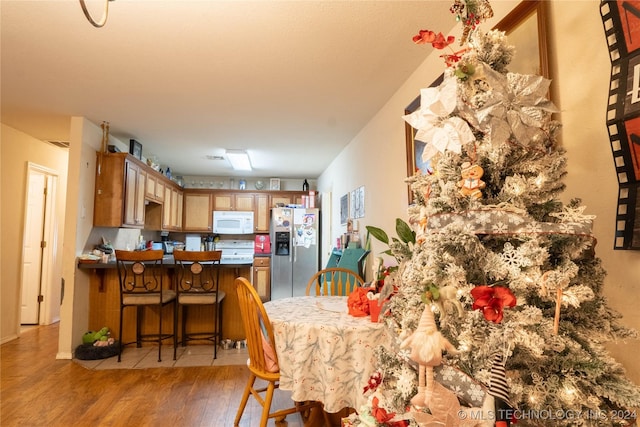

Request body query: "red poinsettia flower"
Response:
[412, 30, 455, 49]
[471, 285, 516, 323]
[371, 397, 396, 423]
[347, 287, 370, 317]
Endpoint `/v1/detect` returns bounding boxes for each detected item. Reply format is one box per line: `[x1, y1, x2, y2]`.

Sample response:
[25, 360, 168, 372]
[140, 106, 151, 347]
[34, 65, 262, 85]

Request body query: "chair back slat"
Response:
[115, 249, 165, 294]
[173, 250, 222, 294]
[306, 267, 365, 296]
[235, 277, 277, 374]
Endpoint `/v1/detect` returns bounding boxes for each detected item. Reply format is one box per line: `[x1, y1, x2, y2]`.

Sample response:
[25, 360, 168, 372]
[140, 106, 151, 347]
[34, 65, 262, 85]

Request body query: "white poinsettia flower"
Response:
[475, 64, 557, 146]
[403, 75, 475, 161]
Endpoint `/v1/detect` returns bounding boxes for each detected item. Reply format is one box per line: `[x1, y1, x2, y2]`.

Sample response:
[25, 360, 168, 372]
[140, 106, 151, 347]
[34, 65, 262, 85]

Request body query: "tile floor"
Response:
[73, 344, 248, 370]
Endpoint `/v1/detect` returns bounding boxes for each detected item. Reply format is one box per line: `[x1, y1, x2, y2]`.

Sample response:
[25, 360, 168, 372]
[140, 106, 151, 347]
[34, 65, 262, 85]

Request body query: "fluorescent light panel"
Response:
[226, 150, 252, 171]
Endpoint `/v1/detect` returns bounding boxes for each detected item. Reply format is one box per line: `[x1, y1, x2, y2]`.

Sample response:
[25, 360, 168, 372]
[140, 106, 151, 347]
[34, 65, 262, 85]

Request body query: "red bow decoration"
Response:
[347, 287, 370, 317]
[363, 371, 382, 394]
[412, 30, 455, 49]
[471, 285, 516, 323]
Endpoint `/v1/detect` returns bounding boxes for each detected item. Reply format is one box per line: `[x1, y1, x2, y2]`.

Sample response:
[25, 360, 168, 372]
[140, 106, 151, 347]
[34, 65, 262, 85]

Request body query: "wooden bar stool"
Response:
[114, 249, 176, 362]
[173, 250, 225, 360]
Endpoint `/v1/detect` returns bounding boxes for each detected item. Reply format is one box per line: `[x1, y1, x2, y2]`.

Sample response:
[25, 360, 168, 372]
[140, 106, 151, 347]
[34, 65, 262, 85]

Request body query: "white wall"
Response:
[549, 1, 640, 384]
[0, 124, 68, 343]
[317, 1, 519, 272]
[57, 117, 103, 358]
[318, 0, 640, 384]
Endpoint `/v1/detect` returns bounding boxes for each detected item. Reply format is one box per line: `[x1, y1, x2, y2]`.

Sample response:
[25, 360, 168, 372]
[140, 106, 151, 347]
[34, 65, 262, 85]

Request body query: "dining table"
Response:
[263, 295, 392, 414]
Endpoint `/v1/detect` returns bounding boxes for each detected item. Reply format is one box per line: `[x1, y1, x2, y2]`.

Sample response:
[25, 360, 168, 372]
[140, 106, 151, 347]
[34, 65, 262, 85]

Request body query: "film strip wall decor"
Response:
[601, 0, 640, 250]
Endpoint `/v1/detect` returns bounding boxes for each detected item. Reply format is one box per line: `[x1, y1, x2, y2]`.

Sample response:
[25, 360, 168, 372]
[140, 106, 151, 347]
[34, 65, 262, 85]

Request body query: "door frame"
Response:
[20, 162, 59, 327]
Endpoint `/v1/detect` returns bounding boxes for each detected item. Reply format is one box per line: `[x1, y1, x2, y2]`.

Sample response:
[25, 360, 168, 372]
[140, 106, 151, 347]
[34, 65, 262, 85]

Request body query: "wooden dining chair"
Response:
[172, 250, 224, 361]
[114, 249, 176, 362]
[305, 267, 365, 296]
[234, 277, 324, 427]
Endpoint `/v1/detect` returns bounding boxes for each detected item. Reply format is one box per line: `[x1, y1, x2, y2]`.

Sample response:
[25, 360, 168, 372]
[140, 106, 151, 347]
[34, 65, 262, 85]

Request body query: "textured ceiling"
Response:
[1, 1, 456, 178]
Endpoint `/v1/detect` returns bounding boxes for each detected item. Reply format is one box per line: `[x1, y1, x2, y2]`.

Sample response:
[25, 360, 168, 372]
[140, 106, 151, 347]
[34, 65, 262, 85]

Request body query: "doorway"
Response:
[21, 163, 59, 326]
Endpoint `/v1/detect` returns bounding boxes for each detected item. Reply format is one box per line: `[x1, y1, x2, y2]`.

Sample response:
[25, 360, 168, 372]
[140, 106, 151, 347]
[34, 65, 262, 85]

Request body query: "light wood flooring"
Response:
[1, 324, 344, 426]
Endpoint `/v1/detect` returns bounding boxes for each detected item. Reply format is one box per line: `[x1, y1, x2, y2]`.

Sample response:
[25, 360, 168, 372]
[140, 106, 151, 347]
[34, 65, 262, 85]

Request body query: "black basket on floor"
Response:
[74, 341, 121, 360]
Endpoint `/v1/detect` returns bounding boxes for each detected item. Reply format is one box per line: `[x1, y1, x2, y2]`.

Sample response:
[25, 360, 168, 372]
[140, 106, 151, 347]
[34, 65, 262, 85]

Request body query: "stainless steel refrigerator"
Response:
[270, 207, 320, 299]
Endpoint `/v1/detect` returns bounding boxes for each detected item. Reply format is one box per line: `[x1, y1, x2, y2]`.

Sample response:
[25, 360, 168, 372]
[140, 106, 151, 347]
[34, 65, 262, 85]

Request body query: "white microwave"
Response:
[213, 211, 254, 234]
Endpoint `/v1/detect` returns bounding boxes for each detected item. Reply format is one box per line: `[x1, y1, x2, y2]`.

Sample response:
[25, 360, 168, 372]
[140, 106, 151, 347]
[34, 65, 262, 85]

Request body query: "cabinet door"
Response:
[271, 194, 292, 207]
[212, 193, 233, 211]
[155, 180, 165, 202]
[252, 257, 271, 301]
[235, 194, 255, 211]
[123, 162, 145, 226]
[176, 191, 184, 230]
[183, 192, 212, 231]
[254, 193, 270, 233]
[170, 188, 180, 229]
[163, 185, 172, 229]
[146, 174, 156, 200]
[135, 169, 146, 225]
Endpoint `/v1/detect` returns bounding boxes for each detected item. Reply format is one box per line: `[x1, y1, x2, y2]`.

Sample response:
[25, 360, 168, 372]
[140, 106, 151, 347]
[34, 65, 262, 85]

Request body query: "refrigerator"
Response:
[270, 207, 320, 299]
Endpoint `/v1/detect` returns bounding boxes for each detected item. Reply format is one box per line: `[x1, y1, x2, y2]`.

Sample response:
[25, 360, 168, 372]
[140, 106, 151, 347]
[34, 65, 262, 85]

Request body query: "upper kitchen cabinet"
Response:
[145, 173, 165, 203]
[183, 191, 213, 232]
[271, 191, 309, 207]
[254, 193, 270, 233]
[94, 153, 147, 228]
[212, 192, 255, 211]
[161, 183, 183, 231]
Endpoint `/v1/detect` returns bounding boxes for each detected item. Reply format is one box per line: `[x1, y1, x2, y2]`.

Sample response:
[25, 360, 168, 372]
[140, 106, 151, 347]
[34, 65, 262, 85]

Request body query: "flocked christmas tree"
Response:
[354, 1, 640, 426]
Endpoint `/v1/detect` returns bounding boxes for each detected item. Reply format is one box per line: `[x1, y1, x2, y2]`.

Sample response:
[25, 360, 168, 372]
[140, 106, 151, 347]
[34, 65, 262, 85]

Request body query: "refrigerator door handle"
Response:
[292, 240, 296, 263]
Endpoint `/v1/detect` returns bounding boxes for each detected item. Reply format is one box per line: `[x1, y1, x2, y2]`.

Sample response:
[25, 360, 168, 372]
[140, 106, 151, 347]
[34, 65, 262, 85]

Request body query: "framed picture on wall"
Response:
[270, 178, 281, 190]
[340, 194, 349, 225]
[129, 139, 142, 160]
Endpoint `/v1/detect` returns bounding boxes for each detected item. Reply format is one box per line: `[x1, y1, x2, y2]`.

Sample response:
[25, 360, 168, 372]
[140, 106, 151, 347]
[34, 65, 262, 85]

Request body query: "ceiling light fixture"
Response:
[226, 150, 252, 171]
[79, 0, 115, 28]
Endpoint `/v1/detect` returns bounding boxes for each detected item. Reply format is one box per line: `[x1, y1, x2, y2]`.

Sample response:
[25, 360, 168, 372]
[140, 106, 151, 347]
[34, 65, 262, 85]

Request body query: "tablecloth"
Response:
[264, 296, 391, 413]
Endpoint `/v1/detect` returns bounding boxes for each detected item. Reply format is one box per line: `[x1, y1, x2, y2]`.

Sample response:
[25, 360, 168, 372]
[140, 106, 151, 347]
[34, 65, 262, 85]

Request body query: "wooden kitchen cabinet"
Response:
[254, 193, 270, 233]
[145, 174, 165, 202]
[212, 192, 255, 211]
[94, 153, 148, 228]
[161, 184, 183, 231]
[123, 161, 146, 226]
[183, 191, 213, 231]
[252, 256, 271, 301]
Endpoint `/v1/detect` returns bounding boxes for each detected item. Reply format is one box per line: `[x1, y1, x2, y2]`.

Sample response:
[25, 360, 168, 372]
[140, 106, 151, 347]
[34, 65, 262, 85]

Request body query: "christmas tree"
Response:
[353, 1, 640, 426]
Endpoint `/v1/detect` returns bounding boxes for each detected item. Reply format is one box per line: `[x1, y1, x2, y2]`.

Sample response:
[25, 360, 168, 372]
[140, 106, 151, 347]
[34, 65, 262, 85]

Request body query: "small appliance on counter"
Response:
[254, 235, 271, 254]
[185, 234, 202, 251]
[160, 231, 175, 254]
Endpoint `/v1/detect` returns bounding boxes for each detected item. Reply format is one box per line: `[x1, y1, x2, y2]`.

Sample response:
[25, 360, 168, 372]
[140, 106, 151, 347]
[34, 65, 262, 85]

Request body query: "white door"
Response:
[21, 171, 46, 324]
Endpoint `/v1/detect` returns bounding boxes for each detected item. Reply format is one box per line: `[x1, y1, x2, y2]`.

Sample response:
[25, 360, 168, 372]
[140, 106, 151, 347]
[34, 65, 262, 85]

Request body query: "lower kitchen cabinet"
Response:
[252, 256, 271, 301]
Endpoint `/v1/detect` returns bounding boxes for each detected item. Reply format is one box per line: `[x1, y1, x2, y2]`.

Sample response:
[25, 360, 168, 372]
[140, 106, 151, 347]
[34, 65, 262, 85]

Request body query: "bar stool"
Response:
[114, 249, 176, 362]
[173, 250, 225, 360]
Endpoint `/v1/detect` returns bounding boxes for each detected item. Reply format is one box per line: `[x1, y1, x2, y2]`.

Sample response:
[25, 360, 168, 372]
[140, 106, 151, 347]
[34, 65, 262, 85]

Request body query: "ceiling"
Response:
[1, 0, 455, 179]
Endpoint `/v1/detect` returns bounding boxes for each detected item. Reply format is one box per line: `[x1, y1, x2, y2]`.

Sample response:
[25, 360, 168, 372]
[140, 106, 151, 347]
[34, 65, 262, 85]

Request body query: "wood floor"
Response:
[0, 324, 342, 426]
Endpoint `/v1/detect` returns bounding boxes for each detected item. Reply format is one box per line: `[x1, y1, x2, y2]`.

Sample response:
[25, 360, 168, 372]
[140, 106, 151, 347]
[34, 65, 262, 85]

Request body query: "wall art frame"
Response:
[404, 0, 550, 204]
[340, 193, 349, 225]
[270, 178, 281, 191]
[129, 139, 142, 160]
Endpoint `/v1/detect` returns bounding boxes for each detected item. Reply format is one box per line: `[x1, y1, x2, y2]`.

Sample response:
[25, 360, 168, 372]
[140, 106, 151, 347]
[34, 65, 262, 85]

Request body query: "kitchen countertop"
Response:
[77, 255, 253, 269]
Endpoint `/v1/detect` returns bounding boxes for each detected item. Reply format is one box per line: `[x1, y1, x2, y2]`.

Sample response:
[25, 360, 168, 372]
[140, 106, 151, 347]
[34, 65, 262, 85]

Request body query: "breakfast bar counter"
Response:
[78, 259, 253, 343]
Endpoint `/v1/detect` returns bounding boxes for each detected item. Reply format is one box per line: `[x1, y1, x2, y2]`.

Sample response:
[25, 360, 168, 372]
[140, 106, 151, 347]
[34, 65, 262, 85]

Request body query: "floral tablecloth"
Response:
[264, 296, 391, 413]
